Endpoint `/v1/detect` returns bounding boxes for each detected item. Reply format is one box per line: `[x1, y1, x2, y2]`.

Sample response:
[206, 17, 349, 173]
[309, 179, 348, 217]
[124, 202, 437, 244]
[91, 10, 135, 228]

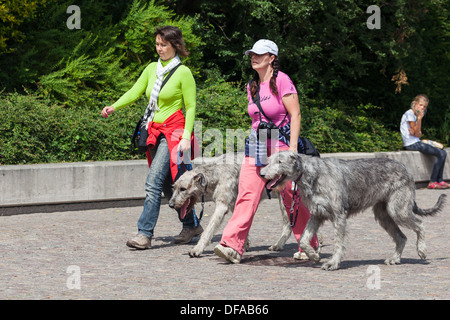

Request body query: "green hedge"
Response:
[301, 103, 403, 153]
[195, 80, 403, 154]
[0, 92, 145, 165]
[0, 86, 404, 165]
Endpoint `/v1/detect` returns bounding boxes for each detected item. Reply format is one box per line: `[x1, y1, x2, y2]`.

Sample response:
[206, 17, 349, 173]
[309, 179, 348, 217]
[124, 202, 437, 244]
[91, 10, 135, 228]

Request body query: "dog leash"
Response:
[177, 151, 203, 227]
[281, 182, 300, 227]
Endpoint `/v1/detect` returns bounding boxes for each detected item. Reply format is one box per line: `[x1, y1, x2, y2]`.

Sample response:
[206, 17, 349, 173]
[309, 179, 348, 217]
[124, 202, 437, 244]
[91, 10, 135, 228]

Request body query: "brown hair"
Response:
[250, 55, 280, 98]
[154, 26, 190, 57]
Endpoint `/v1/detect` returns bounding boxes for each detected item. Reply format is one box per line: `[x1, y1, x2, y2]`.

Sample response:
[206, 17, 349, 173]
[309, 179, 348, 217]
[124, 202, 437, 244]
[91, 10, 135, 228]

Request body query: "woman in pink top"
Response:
[214, 39, 319, 263]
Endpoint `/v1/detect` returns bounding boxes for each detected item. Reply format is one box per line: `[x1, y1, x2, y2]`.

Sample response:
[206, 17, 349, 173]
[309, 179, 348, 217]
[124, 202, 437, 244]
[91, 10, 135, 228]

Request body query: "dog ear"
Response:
[193, 173, 207, 188]
[289, 153, 302, 172]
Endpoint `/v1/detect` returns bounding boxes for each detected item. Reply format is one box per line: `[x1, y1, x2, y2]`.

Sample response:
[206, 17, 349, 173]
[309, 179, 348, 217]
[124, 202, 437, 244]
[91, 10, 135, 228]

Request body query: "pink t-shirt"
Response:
[247, 71, 297, 148]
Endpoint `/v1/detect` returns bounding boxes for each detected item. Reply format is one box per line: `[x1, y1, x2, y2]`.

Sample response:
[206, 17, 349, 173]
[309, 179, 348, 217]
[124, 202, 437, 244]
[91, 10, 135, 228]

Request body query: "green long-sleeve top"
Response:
[112, 58, 196, 140]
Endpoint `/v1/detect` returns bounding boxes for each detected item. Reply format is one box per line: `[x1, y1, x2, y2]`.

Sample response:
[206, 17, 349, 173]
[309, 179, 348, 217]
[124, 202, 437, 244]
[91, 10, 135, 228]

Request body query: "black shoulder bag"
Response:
[131, 64, 181, 153]
[251, 81, 320, 157]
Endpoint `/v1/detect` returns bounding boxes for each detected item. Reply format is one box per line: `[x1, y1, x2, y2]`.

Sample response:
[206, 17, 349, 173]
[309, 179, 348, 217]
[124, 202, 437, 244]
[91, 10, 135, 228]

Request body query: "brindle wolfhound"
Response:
[168, 155, 294, 258]
[260, 151, 446, 270]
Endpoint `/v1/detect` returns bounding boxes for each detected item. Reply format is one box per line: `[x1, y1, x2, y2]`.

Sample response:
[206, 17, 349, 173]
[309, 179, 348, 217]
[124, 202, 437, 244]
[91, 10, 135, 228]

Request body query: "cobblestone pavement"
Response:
[0, 188, 448, 300]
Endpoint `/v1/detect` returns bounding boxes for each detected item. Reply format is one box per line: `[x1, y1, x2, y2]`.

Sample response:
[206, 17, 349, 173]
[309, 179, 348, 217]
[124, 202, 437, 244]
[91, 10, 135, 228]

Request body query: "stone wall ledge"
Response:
[1, 149, 449, 211]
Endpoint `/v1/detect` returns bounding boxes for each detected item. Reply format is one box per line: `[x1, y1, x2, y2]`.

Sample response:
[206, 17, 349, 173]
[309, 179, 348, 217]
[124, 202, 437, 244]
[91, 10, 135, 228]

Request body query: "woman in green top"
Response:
[101, 26, 202, 249]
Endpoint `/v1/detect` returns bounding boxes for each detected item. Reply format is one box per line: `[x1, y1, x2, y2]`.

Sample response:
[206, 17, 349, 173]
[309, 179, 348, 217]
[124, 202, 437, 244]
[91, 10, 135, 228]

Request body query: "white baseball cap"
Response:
[245, 39, 279, 56]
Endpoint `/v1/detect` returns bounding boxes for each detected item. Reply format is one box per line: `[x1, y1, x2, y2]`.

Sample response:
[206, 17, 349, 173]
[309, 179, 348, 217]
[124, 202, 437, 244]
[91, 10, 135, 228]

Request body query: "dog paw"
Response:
[244, 239, 250, 252]
[418, 249, 427, 260]
[188, 248, 203, 258]
[268, 244, 284, 251]
[321, 261, 340, 271]
[306, 252, 321, 263]
[384, 257, 401, 265]
[293, 251, 310, 260]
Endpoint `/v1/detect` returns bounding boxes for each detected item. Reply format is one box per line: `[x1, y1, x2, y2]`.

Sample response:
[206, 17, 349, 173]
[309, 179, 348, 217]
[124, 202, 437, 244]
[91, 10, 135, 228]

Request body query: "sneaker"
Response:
[126, 234, 152, 250]
[173, 225, 203, 244]
[428, 182, 448, 189]
[214, 244, 241, 264]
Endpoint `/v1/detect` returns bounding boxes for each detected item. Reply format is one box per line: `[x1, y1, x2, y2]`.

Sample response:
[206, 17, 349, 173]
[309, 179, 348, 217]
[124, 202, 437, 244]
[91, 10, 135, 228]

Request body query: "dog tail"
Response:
[413, 194, 447, 217]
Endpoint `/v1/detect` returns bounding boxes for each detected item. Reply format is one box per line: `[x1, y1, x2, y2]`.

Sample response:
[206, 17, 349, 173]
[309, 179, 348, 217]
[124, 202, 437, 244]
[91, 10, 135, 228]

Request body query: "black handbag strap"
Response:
[250, 81, 271, 122]
[131, 64, 182, 144]
[250, 80, 288, 128]
[161, 63, 181, 90]
[250, 80, 289, 139]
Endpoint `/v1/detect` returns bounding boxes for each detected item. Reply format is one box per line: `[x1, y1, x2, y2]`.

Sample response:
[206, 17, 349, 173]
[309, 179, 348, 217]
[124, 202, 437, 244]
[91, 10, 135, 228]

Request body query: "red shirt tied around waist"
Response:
[146, 109, 199, 181]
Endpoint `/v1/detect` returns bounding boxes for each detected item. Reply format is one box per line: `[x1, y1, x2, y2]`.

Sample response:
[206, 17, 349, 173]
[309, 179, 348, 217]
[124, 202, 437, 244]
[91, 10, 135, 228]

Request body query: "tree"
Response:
[165, 0, 449, 137]
[0, 0, 202, 108]
[0, 0, 52, 54]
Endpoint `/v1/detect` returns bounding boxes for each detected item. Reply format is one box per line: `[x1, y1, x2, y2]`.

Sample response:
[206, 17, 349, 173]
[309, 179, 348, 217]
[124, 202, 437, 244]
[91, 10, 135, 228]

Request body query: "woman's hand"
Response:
[416, 109, 425, 120]
[288, 146, 297, 153]
[178, 138, 191, 154]
[101, 106, 115, 118]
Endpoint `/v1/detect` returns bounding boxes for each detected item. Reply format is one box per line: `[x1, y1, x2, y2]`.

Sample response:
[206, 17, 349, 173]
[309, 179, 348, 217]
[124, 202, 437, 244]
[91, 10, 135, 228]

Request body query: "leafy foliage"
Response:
[176, 0, 449, 132]
[0, 89, 402, 165]
[0, 0, 448, 164]
[0, 92, 145, 165]
[0, 0, 51, 54]
[0, 0, 202, 106]
[301, 102, 403, 153]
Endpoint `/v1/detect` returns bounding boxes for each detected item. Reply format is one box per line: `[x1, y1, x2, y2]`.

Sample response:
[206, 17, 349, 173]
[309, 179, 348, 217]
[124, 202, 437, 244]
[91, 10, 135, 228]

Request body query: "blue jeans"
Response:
[405, 142, 447, 182]
[137, 135, 194, 238]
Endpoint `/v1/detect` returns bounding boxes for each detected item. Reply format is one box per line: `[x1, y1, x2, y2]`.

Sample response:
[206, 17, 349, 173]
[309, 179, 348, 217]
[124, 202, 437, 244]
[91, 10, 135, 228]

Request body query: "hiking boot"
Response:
[126, 234, 152, 250]
[173, 225, 203, 244]
[214, 244, 241, 264]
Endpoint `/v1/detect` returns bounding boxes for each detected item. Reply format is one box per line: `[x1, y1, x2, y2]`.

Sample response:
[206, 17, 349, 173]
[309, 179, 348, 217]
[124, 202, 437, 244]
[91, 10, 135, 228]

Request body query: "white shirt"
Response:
[400, 109, 420, 147]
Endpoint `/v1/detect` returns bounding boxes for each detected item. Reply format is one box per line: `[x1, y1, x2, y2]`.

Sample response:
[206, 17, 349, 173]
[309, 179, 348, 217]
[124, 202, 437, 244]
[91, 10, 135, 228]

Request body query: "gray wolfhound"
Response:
[168, 156, 294, 258]
[260, 151, 446, 270]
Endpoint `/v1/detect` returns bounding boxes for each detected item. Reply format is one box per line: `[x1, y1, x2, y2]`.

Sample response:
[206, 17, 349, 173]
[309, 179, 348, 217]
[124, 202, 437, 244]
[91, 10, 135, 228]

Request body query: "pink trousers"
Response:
[220, 154, 319, 256]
